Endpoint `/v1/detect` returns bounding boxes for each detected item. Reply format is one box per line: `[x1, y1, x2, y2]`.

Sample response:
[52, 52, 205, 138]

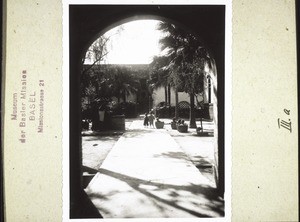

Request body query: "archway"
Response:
[69, 5, 225, 218]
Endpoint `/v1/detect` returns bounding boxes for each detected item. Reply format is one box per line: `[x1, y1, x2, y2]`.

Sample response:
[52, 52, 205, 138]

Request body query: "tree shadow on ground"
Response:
[153, 151, 192, 162]
[83, 165, 99, 174]
[170, 133, 214, 138]
[169, 133, 195, 137]
[89, 168, 224, 218]
[191, 155, 213, 165]
[83, 135, 121, 142]
[82, 166, 99, 188]
[153, 152, 212, 167]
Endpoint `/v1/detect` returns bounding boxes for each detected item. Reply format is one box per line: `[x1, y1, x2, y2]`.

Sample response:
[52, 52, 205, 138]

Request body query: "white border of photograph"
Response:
[62, 0, 232, 221]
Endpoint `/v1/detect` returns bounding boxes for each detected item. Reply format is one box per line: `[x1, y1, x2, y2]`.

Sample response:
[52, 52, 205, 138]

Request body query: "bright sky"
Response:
[86, 20, 163, 65]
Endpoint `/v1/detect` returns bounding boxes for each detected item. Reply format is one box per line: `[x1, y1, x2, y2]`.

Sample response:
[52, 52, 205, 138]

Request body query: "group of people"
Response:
[171, 117, 187, 125]
[143, 109, 156, 128]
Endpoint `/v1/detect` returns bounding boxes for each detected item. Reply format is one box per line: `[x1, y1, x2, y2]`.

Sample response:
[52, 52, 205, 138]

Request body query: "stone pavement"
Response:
[85, 120, 224, 218]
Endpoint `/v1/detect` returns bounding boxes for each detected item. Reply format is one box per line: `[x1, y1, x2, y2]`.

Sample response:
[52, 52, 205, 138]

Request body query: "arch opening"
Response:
[69, 5, 225, 219]
[80, 17, 217, 121]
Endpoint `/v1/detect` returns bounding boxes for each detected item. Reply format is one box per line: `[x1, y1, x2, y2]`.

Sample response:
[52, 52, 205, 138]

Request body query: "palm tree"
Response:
[173, 46, 210, 128]
[109, 66, 139, 103]
[156, 21, 212, 128]
[156, 22, 187, 119]
[149, 55, 170, 106]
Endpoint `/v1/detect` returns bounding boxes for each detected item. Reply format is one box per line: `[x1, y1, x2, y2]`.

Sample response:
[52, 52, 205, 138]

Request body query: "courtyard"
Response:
[81, 118, 223, 218]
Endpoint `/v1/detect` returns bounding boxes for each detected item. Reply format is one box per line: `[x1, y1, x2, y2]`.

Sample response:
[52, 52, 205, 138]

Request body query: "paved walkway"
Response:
[85, 120, 224, 218]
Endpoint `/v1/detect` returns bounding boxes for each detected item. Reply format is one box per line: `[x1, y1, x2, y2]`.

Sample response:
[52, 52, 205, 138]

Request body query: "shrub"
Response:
[111, 101, 137, 118]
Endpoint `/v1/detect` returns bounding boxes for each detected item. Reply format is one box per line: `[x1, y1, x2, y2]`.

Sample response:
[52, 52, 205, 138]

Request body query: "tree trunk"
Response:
[189, 93, 197, 128]
[208, 77, 212, 103]
[167, 84, 171, 106]
[203, 77, 207, 103]
[175, 88, 179, 119]
[168, 84, 171, 117]
[164, 85, 168, 105]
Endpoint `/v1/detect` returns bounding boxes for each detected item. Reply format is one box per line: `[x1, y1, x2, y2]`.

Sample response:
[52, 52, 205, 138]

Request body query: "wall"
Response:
[152, 86, 204, 107]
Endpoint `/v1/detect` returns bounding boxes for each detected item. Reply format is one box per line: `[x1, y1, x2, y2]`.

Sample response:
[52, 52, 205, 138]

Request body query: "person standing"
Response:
[148, 113, 155, 128]
[143, 113, 149, 127]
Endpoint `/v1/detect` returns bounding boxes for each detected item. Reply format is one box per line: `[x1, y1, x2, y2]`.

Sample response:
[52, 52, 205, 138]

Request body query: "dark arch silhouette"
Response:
[69, 5, 225, 218]
[81, 15, 217, 62]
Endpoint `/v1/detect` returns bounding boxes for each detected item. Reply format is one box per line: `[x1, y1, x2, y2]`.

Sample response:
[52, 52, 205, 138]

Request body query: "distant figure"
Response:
[177, 119, 187, 126]
[143, 113, 149, 127]
[171, 117, 177, 124]
[177, 119, 183, 125]
[171, 117, 177, 129]
[148, 113, 155, 128]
